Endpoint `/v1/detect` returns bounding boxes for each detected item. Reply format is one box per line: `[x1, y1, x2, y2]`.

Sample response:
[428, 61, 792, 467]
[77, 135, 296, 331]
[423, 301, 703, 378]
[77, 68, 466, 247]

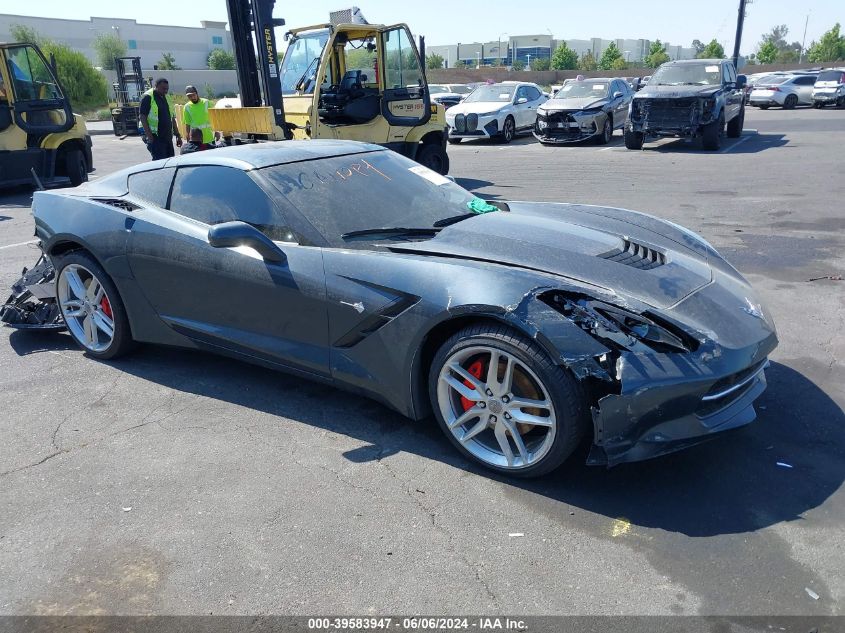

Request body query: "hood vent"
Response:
[598, 239, 666, 270]
[93, 198, 141, 212]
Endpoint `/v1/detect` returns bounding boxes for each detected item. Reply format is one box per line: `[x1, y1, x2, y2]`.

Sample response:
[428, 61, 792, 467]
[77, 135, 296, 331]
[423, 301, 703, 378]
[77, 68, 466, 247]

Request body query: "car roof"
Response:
[162, 139, 384, 171]
[665, 59, 725, 65]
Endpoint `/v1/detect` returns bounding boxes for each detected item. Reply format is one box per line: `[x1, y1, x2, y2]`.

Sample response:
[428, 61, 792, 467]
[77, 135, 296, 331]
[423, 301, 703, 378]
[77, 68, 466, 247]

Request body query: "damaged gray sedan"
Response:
[534, 78, 633, 145]
[2, 141, 777, 476]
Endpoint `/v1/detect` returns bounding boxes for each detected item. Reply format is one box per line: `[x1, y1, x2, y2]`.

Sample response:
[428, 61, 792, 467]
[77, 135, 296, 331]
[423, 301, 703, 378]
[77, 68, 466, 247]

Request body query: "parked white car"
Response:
[445, 82, 548, 144]
[812, 69, 845, 108]
[749, 74, 817, 109]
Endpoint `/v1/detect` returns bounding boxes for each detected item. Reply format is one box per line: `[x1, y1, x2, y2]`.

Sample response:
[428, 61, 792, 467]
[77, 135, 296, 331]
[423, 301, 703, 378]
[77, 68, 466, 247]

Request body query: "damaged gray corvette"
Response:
[2, 140, 777, 476]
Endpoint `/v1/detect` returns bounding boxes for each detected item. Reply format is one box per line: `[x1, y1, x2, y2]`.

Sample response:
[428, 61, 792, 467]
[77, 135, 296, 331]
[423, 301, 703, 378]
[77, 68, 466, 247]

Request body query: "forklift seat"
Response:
[319, 70, 380, 125]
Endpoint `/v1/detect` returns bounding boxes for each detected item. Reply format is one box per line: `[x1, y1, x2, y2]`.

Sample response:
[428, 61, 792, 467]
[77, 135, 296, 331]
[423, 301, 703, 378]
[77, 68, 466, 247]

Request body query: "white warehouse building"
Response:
[0, 13, 233, 69]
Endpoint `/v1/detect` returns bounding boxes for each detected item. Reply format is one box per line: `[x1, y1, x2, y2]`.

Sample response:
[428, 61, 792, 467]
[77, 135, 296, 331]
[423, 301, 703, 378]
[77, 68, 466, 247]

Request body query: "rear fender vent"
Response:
[598, 239, 666, 270]
[93, 198, 141, 212]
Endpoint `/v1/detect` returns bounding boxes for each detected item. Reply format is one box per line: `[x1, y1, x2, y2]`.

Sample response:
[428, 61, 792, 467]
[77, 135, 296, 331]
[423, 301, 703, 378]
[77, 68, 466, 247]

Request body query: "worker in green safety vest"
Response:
[139, 78, 182, 160]
[183, 85, 214, 145]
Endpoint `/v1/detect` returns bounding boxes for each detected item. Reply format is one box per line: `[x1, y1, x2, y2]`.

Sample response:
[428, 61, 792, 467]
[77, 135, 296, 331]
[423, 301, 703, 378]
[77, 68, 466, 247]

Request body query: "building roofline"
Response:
[0, 13, 227, 31]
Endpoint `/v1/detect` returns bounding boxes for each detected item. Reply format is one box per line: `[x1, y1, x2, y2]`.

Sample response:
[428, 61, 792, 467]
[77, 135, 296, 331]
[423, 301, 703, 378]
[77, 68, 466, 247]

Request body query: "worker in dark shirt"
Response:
[180, 128, 212, 154]
[139, 78, 182, 160]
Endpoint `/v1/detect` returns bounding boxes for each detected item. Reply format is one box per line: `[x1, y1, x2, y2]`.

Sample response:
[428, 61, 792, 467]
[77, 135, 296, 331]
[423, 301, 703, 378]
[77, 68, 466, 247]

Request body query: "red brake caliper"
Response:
[100, 295, 113, 319]
[460, 360, 485, 411]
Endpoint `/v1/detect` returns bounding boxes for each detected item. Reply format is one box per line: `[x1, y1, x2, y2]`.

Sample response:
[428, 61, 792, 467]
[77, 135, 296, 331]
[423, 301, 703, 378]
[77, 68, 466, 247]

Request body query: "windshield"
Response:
[650, 63, 722, 86]
[816, 70, 845, 83]
[464, 85, 516, 103]
[758, 76, 790, 86]
[262, 150, 479, 247]
[280, 30, 330, 95]
[555, 81, 609, 98]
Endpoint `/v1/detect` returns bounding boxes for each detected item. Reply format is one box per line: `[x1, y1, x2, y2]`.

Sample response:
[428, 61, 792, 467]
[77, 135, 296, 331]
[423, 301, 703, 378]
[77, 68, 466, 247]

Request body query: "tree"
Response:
[425, 52, 444, 69]
[157, 52, 180, 70]
[691, 39, 706, 56]
[10, 24, 39, 44]
[644, 39, 670, 68]
[92, 33, 126, 70]
[207, 48, 235, 70]
[757, 40, 778, 64]
[698, 39, 725, 59]
[611, 57, 628, 70]
[598, 42, 624, 70]
[531, 57, 550, 71]
[551, 43, 578, 70]
[578, 50, 597, 71]
[763, 24, 790, 51]
[806, 23, 845, 62]
[511, 60, 525, 71]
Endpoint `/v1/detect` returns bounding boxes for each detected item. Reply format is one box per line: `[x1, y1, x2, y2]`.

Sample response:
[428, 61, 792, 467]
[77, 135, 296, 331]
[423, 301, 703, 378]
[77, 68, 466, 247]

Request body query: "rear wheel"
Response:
[726, 106, 744, 138]
[624, 128, 644, 150]
[500, 116, 515, 144]
[429, 324, 587, 477]
[701, 114, 724, 150]
[64, 149, 88, 187]
[416, 142, 449, 175]
[783, 94, 798, 110]
[54, 251, 134, 360]
[596, 116, 613, 144]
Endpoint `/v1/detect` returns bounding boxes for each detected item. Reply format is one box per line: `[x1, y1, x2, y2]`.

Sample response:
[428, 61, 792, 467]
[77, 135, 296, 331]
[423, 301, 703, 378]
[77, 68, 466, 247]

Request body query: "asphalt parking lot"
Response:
[1, 106, 843, 617]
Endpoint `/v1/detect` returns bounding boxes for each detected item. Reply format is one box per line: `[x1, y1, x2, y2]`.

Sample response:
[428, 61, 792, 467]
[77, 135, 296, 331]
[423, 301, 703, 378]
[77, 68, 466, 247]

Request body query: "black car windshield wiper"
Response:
[341, 227, 441, 240]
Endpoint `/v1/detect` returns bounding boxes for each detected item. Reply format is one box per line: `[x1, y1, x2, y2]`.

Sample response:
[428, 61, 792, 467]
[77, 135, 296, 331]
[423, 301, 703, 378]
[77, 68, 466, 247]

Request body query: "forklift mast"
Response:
[113, 57, 145, 107]
[225, 0, 289, 136]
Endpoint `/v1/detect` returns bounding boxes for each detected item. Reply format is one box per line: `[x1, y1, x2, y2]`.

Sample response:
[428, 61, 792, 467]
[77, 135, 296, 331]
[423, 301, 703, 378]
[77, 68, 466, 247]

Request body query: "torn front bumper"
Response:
[629, 98, 715, 138]
[0, 251, 65, 330]
[534, 110, 600, 144]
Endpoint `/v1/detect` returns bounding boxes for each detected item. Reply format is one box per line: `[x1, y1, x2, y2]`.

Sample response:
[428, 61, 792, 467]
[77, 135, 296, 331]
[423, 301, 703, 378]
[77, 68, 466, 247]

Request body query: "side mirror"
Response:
[208, 221, 286, 264]
[736, 75, 747, 90]
[613, 91, 624, 99]
[516, 97, 528, 104]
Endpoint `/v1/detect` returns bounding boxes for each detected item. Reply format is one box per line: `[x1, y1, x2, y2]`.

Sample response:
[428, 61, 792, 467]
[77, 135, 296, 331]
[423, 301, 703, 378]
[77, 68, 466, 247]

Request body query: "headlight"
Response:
[702, 98, 716, 111]
[544, 293, 696, 354]
[476, 111, 500, 117]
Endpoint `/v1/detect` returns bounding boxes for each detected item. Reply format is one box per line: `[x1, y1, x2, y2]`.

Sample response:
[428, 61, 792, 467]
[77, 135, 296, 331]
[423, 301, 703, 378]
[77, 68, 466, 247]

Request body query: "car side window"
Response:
[128, 167, 176, 208]
[796, 76, 815, 85]
[526, 86, 541, 101]
[169, 166, 298, 242]
[722, 65, 733, 85]
[515, 86, 528, 102]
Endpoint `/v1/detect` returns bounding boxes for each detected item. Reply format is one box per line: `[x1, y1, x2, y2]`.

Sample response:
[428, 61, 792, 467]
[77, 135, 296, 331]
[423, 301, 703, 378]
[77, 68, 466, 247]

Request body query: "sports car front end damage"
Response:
[534, 109, 604, 144]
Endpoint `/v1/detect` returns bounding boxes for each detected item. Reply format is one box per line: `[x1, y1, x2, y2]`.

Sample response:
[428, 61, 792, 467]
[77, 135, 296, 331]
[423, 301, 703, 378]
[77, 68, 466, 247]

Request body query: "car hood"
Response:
[446, 101, 508, 116]
[540, 97, 608, 111]
[389, 202, 714, 310]
[636, 85, 720, 99]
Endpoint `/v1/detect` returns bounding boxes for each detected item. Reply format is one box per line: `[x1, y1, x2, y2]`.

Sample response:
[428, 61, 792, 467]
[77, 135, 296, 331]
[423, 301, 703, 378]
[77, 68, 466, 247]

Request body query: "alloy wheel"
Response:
[436, 345, 557, 470]
[57, 264, 116, 353]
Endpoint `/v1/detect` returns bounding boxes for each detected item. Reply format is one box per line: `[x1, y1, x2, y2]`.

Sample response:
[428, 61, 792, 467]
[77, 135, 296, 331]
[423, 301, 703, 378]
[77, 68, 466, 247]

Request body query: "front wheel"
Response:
[416, 142, 450, 175]
[624, 128, 644, 149]
[429, 324, 587, 477]
[701, 115, 724, 150]
[64, 149, 88, 187]
[595, 116, 612, 145]
[55, 251, 134, 359]
[759, 104, 770, 110]
[783, 94, 798, 110]
[499, 116, 515, 144]
[726, 106, 744, 138]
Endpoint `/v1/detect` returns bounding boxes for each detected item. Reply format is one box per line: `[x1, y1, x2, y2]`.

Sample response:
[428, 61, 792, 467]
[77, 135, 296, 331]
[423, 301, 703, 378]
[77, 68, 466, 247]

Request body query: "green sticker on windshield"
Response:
[467, 198, 499, 214]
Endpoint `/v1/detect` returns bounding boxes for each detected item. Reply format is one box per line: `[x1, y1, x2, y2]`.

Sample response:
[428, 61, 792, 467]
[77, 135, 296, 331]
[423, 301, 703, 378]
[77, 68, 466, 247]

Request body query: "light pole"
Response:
[526, 53, 531, 70]
[799, 12, 811, 63]
[476, 52, 481, 69]
[499, 32, 508, 67]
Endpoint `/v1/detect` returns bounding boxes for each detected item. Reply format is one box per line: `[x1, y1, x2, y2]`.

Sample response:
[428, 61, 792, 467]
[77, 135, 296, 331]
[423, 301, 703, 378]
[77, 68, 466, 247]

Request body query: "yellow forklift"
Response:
[0, 42, 93, 188]
[211, 2, 449, 174]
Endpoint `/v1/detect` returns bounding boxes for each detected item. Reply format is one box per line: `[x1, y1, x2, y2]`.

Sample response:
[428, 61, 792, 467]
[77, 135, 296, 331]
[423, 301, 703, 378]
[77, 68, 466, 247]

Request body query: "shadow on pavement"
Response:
[647, 132, 788, 154]
[8, 331, 844, 538]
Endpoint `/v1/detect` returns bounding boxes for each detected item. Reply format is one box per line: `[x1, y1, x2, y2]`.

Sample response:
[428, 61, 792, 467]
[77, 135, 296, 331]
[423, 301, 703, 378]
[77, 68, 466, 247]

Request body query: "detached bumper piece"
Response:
[0, 253, 65, 331]
[534, 110, 598, 143]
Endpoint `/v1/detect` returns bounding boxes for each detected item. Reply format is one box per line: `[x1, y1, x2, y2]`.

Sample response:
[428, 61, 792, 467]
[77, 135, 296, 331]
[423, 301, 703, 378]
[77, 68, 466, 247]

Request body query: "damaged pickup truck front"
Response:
[625, 59, 747, 151]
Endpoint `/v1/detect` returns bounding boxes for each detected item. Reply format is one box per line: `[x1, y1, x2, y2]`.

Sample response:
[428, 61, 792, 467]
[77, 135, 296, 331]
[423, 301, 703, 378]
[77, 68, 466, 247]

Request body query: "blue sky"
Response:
[5, 0, 841, 54]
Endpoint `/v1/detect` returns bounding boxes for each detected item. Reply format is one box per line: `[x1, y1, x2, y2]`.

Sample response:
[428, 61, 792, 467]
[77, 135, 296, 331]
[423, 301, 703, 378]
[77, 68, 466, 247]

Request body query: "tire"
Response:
[783, 94, 798, 110]
[428, 323, 587, 478]
[595, 116, 612, 145]
[447, 138, 462, 145]
[64, 148, 88, 187]
[416, 142, 450, 175]
[701, 114, 724, 151]
[837, 96, 845, 108]
[499, 116, 515, 144]
[54, 251, 134, 360]
[624, 128, 644, 150]
[759, 104, 769, 110]
[726, 106, 744, 138]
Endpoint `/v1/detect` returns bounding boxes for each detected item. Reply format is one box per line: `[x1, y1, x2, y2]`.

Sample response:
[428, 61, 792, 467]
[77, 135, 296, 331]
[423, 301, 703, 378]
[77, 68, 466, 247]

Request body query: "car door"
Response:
[124, 164, 331, 377]
[610, 80, 630, 127]
[722, 63, 742, 120]
[793, 75, 816, 104]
